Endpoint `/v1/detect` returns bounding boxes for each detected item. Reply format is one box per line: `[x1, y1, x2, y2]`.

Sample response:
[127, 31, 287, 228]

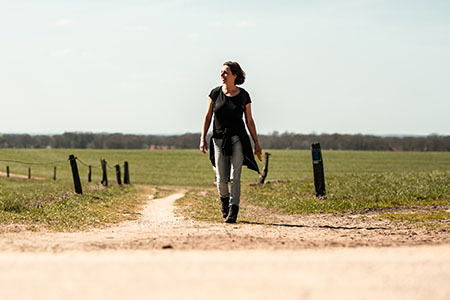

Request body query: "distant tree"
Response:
[0, 132, 449, 151]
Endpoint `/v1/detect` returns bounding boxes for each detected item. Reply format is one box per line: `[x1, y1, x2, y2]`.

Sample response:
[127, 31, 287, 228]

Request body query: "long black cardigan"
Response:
[208, 88, 260, 174]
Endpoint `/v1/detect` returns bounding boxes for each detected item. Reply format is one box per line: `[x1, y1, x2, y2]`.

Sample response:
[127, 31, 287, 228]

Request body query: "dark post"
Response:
[28, 168, 31, 180]
[88, 166, 92, 182]
[53, 166, 57, 181]
[123, 161, 130, 184]
[311, 143, 325, 197]
[258, 152, 271, 185]
[6, 166, 9, 178]
[69, 154, 83, 194]
[115, 165, 122, 185]
[101, 159, 108, 186]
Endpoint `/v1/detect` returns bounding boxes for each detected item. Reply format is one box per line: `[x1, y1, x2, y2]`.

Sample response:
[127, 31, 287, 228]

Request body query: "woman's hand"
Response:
[255, 142, 262, 161]
[244, 103, 262, 160]
[200, 139, 208, 153]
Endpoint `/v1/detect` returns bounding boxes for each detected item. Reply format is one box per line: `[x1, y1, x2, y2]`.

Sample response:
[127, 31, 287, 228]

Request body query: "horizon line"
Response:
[0, 131, 448, 138]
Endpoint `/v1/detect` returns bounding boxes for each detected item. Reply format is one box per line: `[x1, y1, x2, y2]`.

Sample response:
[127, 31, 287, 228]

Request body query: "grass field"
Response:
[0, 179, 142, 231]
[0, 149, 449, 230]
[1, 149, 449, 185]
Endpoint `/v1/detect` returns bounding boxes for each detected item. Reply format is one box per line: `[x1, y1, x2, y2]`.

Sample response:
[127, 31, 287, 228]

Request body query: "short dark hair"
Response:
[223, 61, 246, 85]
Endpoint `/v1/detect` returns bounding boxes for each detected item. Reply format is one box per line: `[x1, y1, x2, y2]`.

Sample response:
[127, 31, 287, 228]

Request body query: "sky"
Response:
[1, 0, 449, 136]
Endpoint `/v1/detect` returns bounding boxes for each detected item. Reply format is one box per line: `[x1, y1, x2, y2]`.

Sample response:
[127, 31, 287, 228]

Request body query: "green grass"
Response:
[1, 149, 449, 185]
[0, 149, 222, 186]
[243, 171, 450, 214]
[0, 177, 142, 231]
[175, 187, 222, 223]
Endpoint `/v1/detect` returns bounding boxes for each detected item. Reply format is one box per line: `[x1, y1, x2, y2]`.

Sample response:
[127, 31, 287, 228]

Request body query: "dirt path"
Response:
[0, 246, 449, 300]
[0, 191, 449, 252]
[1, 191, 449, 299]
[0, 192, 188, 251]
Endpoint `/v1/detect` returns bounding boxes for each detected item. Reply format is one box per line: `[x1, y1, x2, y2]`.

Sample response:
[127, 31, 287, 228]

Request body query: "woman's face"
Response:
[220, 65, 237, 85]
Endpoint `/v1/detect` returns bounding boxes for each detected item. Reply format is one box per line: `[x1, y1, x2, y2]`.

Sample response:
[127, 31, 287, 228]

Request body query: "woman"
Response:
[200, 61, 262, 223]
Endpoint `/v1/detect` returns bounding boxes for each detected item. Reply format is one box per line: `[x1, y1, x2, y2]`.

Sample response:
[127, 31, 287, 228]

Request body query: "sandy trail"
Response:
[0, 192, 189, 251]
[0, 246, 449, 300]
[0, 191, 449, 251]
[0, 192, 449, 299]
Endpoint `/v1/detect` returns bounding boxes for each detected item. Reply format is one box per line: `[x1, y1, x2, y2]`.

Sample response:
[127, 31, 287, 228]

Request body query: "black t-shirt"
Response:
[209, 86, 252, 133]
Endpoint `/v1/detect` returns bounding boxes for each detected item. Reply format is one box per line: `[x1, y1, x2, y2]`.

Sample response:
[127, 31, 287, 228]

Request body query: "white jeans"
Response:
[213, 135, 244, 206]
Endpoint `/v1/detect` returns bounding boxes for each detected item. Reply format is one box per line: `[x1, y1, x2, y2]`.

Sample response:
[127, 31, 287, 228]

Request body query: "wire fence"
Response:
[0, 159, 68, 166]
[0, 154, 131, 194]
[76, 158, 101, 168]
[0, 157, 124, 171]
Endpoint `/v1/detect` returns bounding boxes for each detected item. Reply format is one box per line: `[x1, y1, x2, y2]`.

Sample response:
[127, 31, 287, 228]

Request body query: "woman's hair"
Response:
[223, 61, 246, 85]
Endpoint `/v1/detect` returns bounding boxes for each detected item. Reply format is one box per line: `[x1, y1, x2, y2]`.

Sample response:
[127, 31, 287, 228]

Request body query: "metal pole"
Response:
[311, 143, 326, 197]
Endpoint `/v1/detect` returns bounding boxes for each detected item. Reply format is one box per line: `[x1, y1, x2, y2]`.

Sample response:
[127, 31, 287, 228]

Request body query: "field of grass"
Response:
[1, 149, 449, 185]
[1, 149, 449, 230]
[243, 171, 450, 213]
[0, 178, 143, 231]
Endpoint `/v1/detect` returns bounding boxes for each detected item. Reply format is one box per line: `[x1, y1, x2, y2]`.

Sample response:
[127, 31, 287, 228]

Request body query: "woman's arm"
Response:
[200, 98, 213, 153]
[244, 103, 262, 157]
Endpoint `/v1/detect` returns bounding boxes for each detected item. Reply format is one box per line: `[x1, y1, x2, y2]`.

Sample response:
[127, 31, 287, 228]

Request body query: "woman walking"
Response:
[200, 61, 262, 223]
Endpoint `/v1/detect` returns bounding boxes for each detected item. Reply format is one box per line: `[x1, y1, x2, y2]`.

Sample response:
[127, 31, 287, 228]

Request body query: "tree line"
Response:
[0, 132, 449, 151]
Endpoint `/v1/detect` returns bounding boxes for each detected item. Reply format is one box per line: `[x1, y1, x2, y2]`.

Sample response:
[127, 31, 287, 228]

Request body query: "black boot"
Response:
[220, 197, 230, 219]
[225, 204, 239, 223]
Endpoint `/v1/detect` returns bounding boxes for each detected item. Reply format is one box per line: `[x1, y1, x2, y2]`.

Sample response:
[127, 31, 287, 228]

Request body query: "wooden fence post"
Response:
[311, 143, 326, 197]
[69, 154, 83, 194]
[101, 159, 108, 186]
[123, 161, 130, 184]
[53, 166, 57, 181]
[88, 166, 92, 182]
[115, 165, 122, 185]
[258, 152, 271, 185]
[6, 166, 9, 178]
[28, 168, 31, 180]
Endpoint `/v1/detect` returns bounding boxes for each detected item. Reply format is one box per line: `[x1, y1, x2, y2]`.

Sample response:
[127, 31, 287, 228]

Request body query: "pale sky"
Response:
[1, 0, 449, 135]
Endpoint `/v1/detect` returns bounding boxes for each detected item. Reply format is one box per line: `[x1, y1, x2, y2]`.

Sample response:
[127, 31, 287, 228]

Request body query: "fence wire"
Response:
[0, 159, 68, 166]
[75, 158, 122, 170]
[75, 158, 102, 168]
[1, 157, 125, 175]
